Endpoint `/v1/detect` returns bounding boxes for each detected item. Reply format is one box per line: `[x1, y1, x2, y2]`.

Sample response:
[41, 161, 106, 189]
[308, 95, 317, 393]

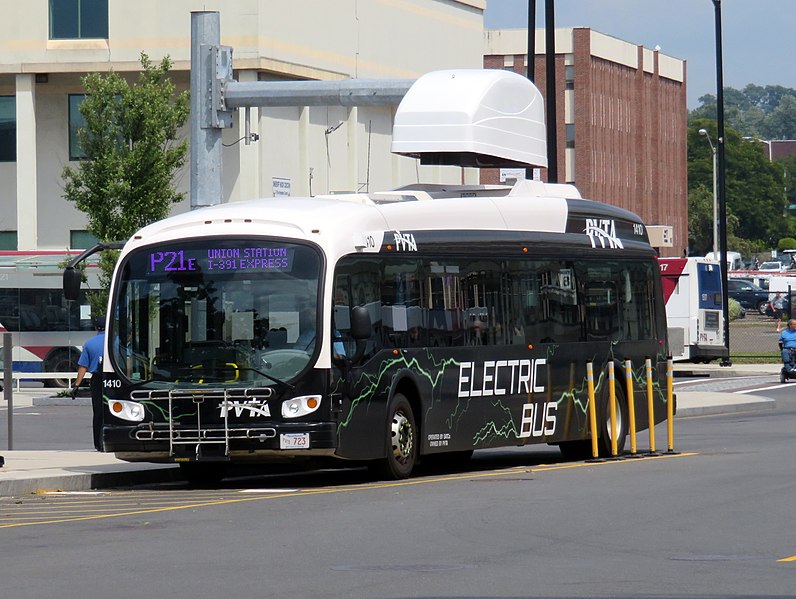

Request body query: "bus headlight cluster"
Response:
[281, 395, 321, 418]
[109, 399, 146, 422]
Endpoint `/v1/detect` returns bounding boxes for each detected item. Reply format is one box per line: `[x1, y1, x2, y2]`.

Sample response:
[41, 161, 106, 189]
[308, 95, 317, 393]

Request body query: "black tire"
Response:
[781, 369, 787, 384]
[598, 384, 628, 457]
[559, 381, 628, 460]
[44, 350, 79, 388]
[370, 393, 418, 480]
[179, 462, 227, 487]
[757, 300, 770, 315]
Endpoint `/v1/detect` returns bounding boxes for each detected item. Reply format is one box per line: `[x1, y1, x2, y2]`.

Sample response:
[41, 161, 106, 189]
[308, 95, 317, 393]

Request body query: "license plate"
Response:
[280, 433, 310, 449]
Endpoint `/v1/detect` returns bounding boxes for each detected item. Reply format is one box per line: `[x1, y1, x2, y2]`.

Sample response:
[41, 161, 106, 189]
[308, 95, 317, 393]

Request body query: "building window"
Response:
[565, 65, 575, 90]
[70, 230, 98, 250]
[68, 94, 87, 160]
[0, 232, 18, 250]
[50, 0, 108, 40]
[566, 123, 575, 149]
[0, 97, 16, 162]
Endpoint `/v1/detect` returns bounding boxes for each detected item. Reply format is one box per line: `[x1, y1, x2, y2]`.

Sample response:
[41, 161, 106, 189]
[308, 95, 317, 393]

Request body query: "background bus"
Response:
[659, 256, 727, 363]
[0, 251, 101, 386]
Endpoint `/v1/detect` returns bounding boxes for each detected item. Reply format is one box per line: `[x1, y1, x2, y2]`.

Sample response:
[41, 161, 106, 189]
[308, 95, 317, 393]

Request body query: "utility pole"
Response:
[189, 11, 413, 209]
[525, 0, 536, 181]
[544, 0, 558, 183]
[712, 0, 731, 366]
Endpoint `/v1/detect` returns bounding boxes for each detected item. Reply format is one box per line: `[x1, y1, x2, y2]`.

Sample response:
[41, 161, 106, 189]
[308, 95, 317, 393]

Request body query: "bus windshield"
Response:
[112, 238, 322, 388]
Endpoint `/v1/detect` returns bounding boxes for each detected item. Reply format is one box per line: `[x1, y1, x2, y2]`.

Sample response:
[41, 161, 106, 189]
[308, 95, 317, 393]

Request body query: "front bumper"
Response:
[104, 421, 338, 462]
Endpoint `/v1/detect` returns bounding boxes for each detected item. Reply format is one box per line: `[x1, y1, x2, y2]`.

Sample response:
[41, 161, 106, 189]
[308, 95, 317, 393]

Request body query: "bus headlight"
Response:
[108, 399, 146, 422]
[282, 395, 321, 418]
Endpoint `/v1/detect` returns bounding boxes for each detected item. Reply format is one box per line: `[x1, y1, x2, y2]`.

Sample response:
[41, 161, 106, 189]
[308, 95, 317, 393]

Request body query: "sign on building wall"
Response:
[647, 225, 673, 248]
[272, 177, 291, 197]
[500, 168, 540, 182]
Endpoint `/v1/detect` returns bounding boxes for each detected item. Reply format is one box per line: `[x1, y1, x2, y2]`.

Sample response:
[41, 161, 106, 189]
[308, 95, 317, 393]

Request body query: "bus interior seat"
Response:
[182, 340, 236, 365]
[266, 328, 287, 348]
[45, 305, 68, 329]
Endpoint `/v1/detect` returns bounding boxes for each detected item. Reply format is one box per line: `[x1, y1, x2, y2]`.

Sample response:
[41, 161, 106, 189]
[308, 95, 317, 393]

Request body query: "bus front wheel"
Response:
[371, 393, 417, 480]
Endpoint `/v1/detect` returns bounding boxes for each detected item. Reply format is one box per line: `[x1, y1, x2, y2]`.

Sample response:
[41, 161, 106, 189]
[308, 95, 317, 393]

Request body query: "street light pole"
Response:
[712, 0, 731, 366]
[699, 128, 718, 258]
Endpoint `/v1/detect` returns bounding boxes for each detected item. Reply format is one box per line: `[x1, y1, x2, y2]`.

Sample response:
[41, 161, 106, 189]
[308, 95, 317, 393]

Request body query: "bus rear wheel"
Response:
[44, 350, 79, 388]
[370, 393, 417, 480]
[559, 383, 628, 460]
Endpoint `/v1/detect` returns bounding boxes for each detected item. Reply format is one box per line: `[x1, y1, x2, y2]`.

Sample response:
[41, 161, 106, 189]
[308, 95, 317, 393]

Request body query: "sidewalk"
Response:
[0, 362, 783, 496]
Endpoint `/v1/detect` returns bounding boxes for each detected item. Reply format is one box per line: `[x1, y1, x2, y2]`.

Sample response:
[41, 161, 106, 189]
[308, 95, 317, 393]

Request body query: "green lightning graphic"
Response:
[337, 350, 460, 433]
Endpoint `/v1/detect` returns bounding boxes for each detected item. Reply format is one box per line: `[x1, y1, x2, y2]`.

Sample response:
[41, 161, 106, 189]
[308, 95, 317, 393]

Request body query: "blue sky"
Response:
[483, 0, 796, 108]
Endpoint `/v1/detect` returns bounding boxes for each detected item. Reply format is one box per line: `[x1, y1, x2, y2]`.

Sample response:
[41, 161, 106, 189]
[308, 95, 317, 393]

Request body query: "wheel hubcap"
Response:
[606, 407, 624, 441]
[390, 410, 414, 464]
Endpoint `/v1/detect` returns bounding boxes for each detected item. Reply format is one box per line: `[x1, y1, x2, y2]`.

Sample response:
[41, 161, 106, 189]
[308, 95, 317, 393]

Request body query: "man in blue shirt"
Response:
[777, 319, 796, 370]
[72, 316, 106, 451]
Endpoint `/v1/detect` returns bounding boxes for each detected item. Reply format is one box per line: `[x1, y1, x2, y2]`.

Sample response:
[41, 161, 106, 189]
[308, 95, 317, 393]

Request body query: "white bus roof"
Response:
[122, 179, 653, 263]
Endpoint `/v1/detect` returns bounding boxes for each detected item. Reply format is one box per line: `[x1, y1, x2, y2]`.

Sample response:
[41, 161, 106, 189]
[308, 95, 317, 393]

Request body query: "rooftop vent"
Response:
[391, 69, 547, 169]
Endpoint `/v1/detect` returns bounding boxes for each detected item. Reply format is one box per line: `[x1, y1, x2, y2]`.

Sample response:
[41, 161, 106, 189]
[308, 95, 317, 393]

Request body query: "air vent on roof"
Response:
[391, 69, 547, 169]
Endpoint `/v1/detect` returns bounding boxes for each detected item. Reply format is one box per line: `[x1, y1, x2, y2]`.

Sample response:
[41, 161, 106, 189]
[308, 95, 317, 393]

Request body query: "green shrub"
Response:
[778, 238, 796, 251]
[728, 297, 744, 321]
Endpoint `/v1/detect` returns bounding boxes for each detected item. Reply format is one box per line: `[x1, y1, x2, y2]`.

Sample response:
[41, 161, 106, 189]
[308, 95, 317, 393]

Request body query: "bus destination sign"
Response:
[148, 247, 293, 274]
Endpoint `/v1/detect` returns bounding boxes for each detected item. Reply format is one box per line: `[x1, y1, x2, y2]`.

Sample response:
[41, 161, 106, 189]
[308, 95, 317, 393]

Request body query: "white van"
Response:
[704, 251, 742, 271]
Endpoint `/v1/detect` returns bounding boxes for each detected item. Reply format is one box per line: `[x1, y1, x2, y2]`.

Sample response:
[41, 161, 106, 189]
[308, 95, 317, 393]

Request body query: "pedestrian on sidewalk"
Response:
[71, 316, 106, 451]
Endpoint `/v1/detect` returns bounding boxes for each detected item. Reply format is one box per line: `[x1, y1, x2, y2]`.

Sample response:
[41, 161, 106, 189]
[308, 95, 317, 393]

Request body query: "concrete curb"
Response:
[0, 450, 182, 496]
[0, 467, 182, 497]
[32, 395, 91, 407]
[675, 391, 776, 417]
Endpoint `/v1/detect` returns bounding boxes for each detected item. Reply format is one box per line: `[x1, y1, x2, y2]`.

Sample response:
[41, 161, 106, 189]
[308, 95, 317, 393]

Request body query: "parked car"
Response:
[759, 261, 785, 272]
[727, 279, 771, 314]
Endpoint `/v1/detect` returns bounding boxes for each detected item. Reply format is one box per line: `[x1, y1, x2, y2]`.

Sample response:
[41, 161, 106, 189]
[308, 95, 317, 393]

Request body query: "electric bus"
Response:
[63, 69, 670, 481]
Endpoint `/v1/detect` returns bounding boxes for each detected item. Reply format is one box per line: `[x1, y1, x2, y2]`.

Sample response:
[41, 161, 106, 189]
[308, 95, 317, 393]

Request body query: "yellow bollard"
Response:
[608, 361, 618, 457]
[586, 361, 599, 459]
[624, 359, 638, 456]
[645, 357, 657, 454]
[666, 356, 676, 453]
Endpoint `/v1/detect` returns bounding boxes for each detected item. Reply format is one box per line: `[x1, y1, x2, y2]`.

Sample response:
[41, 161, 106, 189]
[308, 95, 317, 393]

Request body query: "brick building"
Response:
[769, 140, 796, 160]
[484, 28, 688, 257]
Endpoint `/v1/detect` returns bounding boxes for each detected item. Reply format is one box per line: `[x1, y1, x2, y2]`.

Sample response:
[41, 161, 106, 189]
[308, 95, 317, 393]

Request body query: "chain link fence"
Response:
[729, 287, 793, 361]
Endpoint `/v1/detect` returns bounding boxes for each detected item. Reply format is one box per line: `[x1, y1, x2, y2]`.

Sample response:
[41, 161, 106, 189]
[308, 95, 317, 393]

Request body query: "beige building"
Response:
[484, 28, 688, 257]
[0, 0, 485, 251]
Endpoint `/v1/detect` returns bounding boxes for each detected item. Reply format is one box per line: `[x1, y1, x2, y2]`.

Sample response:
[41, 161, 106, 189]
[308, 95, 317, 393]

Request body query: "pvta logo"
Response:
[219, 400, 271, 418]
[584, 218, 624, 249]
[393, 231, 418, 252]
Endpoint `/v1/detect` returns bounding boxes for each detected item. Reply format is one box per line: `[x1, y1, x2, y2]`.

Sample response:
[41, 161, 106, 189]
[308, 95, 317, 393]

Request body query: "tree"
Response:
[62, 53, 189, 312]
[692, 84, 796, 139]
[687, 184, 714, 255]
[688, 118, 787, 253]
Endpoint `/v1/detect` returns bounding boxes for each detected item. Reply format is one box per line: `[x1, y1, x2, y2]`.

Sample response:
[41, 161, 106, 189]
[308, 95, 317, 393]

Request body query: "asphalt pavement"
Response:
[0, 361, 784, 496]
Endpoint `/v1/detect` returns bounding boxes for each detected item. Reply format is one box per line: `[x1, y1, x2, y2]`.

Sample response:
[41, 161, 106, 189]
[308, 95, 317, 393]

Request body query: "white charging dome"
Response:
[391, 69, 547, 168]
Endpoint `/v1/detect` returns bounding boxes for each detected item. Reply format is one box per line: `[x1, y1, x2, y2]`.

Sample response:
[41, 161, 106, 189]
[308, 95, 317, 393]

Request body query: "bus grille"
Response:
[130, 387, 275, 459]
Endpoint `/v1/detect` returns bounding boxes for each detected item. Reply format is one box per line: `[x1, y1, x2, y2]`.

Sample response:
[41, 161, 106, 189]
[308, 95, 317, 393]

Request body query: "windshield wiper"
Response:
[126, 364, 295, 391]
[128, 373, 171, 390]
[174, 364, 295, 391]
[235, 367, 295, 391]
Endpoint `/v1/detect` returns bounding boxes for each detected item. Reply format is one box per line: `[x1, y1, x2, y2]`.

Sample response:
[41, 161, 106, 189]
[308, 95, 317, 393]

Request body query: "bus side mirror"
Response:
[350, 306, 372, 340]
[63, 267, 82, 301]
